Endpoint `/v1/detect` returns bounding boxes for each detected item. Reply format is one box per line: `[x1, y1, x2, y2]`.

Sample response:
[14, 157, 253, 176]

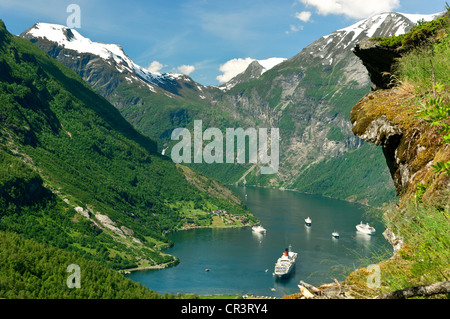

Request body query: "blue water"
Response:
[126, 186, 391, 297]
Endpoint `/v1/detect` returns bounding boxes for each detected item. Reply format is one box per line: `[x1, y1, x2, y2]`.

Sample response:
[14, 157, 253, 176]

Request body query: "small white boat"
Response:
[356, 222, 376, 235]
[305, 217, 312, 227]
[332, 231, 339, 239]
[252, 225, 267, 233]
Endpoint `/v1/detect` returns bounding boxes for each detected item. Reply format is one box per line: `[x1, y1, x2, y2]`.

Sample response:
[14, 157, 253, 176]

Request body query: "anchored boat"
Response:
[356, 222, 376, 235]
[304, 217, 312, 227]
[274, 245, 297, 279]
[252, 225, 267, 233]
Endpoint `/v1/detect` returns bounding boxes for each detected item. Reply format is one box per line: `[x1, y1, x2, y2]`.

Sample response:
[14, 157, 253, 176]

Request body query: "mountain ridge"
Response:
[221, 12, 442, 89]
[21, 11, 442, 90]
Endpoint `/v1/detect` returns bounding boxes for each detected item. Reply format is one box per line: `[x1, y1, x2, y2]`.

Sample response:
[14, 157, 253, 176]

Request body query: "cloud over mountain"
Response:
[216, 57, 255, 83]
[299, 0, 400, 19]
[147, 61, 165, 73]
[177, 64, 195, 75]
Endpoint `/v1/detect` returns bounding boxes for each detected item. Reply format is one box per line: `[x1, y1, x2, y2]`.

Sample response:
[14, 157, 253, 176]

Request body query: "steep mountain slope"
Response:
[20, 12, 440, 207]
[205, 12, 440, 205]
[19, 22, 262, 190]
[0, 19, 254, 274]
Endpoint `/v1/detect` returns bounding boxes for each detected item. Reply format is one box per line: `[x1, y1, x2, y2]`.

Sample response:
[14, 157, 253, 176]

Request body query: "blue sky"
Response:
[0, 0, 446, 86]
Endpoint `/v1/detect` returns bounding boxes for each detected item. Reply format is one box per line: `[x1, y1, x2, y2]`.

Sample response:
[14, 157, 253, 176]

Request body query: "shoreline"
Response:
[123, 222, 259, 274]
[229, 183, 386, 209]
[121, 262, 175, 274]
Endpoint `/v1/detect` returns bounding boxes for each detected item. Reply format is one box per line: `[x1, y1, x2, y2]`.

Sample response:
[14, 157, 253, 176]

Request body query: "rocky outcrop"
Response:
[351, 38, 450, 203]
[382, 228, 404, 257]
[356, 113, 402, 177]
[351, 86, 450, 202]
[351, 14, 450, 202]
[353, 39, 403, 90]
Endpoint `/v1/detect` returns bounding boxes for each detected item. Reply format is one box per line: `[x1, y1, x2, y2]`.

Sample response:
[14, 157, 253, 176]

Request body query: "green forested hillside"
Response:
[0, 19, 254, 297]
[0, 231, 164, 299]
[290, 143, 395, 206]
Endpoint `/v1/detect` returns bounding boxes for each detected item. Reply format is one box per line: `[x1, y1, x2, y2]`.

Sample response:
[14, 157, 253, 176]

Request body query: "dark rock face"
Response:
[353, 39, 404, 91]
[355, 112, 403, 179]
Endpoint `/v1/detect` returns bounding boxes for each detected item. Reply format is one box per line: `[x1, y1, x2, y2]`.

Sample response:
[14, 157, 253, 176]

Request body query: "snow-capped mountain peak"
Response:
[398, 12, 444, 24]
[337, 12, 442, 39]
[24, 23, 184, 88]
[28, 23, 131, 64]
[303, 11, 443, 67]
[218, 11, 442, 91]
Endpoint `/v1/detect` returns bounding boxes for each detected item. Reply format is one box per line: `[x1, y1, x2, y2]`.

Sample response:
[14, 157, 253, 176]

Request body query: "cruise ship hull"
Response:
[274, 263, 295, 279]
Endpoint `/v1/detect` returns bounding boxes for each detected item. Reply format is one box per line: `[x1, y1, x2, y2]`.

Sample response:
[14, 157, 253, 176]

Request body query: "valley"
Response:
[1, 4, 449, 300]
[21, 14, 438, 206]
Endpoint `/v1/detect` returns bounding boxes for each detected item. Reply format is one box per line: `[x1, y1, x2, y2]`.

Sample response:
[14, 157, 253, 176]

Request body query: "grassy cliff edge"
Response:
[287, 9, 450, 299]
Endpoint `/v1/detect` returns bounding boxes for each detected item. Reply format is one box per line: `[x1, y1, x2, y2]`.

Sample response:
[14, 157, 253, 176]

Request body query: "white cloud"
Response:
[147, 62, 195, 76]
[147, 61, 165, 73]
[299, 0, 400, 19]
[216, 57, 256, 83]
[286, 24, 304, 34]
[177, 64, 195, 75]
[295, 11, 312, 22]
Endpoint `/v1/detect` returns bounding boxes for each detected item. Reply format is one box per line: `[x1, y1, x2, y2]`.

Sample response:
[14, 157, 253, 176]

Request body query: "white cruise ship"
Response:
[356, 222, 376, 235]
[274, 246, 297, 279]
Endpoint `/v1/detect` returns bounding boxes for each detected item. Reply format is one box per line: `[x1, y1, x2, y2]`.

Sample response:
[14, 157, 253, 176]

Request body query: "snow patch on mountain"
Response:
[399, 12, 443, 24]
[258, 57, 287, 74]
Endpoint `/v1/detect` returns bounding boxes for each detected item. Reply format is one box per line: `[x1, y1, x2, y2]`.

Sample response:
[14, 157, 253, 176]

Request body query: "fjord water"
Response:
[127, 186, 391, 297]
